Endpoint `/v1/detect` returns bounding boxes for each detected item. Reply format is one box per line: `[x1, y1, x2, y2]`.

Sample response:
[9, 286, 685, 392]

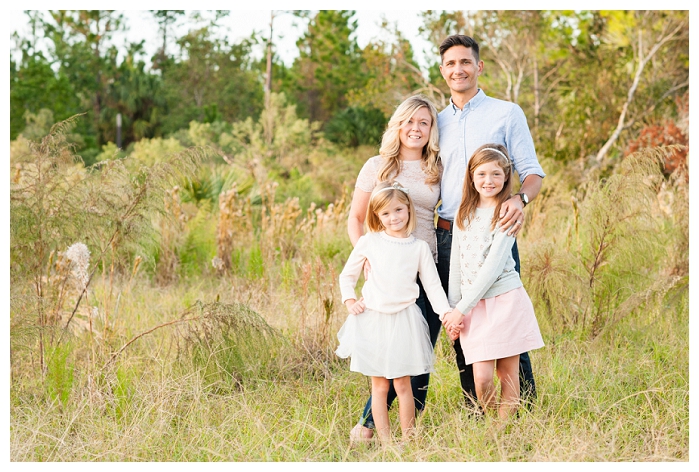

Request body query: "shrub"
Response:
[324, 106, 387, 148]
[522, 146, 685, 337]
[176, 301, 284, 392]
[10, 115, 202, 374]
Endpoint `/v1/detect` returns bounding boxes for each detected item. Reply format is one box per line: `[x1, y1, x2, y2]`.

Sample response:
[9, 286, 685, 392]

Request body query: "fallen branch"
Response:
[101, 315, 201, 370]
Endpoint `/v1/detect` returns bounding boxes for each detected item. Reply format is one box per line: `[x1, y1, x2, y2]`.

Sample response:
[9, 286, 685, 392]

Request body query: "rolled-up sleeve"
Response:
[506, 105, 546, 182]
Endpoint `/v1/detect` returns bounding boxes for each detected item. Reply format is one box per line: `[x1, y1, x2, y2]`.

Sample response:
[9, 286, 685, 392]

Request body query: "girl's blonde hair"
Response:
[365, 181, 417, 236]
[456, 144, 514, 231]
[377, 95, 441, 185]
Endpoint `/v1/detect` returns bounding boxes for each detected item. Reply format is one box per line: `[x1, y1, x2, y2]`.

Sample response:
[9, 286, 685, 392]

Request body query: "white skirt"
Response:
[335, 303, 434, 379]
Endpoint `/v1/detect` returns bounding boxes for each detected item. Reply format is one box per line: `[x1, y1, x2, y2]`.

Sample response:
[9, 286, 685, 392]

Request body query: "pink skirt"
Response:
[458, 286, 544, 365]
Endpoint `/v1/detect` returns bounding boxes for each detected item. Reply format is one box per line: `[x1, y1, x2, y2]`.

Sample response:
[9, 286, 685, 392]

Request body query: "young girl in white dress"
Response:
[336, 180, 451, 443]
[442, 144, 544, 419]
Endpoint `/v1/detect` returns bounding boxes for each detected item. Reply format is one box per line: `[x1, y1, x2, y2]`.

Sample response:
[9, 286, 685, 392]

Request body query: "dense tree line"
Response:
[10, 10, 688, 170]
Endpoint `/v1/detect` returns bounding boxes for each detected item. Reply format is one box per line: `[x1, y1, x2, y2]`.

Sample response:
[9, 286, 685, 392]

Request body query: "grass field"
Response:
[9, 268, 689, 461]
[9, 124, 690, 462]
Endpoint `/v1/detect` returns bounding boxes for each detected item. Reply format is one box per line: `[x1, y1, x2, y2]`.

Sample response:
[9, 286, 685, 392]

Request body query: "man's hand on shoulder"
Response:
[499, 196, 524, 237]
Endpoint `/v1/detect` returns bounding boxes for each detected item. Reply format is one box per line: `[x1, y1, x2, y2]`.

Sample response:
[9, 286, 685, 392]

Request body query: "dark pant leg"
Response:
[411, 278, 443, 410]
[511, 240, 537, 404]
[436, 227, 478, 407]
[357, 277, 442, 428]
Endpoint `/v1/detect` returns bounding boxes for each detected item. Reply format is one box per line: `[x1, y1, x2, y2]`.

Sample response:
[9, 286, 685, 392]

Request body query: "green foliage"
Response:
[113, 366, 135, 421]
[246, 244, 265, 280]
[280, 259, 297, 290]
[287, 10, 367, 122]
[309, 225, 352, 265]
[160, 27, 263, 134]
[42, 10, 126, 149]
[130, 137, 184, 167]
[94, 141, 127, 162]
[45, 342, 75, 406]
[10, 53, 81, 141]
[10, 10, 688, 167]
[347, 23, 436, 114]
[101, 41, 167, 146]
[18, 109, 58, 141]
[177, 205, 217, 279]
[272, 167, 316, 209]
[180, 164, 237, 204]
[227, 93, 321, 171]
[324, 106, 387, 148]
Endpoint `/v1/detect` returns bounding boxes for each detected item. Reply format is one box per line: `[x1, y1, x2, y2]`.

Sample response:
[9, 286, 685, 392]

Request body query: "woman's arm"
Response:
[347, 188, 371, 246]
[447, 226, 462, 310]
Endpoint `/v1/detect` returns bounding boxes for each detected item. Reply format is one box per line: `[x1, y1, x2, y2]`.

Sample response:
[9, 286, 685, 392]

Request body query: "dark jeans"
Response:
[435, 225, 537, 410]
[358, 278, 442, 429]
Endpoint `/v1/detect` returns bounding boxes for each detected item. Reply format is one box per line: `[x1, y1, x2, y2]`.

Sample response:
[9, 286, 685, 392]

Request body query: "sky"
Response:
[9, 8, 440, 72]
[10, 3, 694, 71]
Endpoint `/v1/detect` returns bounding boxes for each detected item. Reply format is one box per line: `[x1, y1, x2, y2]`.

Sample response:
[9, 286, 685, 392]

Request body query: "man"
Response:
[435, 34, 546, 410]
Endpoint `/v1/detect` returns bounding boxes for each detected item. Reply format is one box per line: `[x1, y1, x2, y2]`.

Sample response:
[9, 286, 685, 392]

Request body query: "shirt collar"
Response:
[449, 89, 485, 114]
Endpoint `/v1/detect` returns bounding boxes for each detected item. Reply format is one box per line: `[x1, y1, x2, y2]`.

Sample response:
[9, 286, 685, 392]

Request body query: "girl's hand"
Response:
[447, 322, 462, 340]
[442, 308, 464, 339]
[346, 297, 366, 315]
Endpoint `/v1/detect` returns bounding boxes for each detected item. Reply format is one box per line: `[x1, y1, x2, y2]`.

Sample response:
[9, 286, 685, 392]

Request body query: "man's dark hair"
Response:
[439, 35, 480, 63]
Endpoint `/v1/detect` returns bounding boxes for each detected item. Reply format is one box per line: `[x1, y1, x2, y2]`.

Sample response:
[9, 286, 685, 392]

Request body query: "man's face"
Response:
[439, 45, 483, 96]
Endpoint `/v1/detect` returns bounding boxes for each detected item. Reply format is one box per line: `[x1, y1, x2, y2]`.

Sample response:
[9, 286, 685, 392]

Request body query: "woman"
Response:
[346, 95, 442, 441]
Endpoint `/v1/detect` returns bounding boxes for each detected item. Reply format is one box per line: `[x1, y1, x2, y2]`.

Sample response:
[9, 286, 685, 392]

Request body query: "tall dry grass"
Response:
[9, 117, 688, 461]
[10, 282, 688, 461]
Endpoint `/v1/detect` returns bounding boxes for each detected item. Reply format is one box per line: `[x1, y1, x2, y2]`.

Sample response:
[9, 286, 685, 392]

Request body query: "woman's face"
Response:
[398, 107, 432, 154]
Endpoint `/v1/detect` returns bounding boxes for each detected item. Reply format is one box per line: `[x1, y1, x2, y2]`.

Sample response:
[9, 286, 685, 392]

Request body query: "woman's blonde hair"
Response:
[365, 181, 417, 236]
[456, 143, 514, 231]
[377, 95, 441, 185]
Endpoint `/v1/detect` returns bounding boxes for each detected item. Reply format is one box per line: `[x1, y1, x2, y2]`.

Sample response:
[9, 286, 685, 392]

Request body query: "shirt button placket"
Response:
[460, 108, 468, 163]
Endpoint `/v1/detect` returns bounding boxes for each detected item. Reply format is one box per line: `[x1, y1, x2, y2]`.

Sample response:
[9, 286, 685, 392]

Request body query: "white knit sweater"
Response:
[448, 206, 522, 315]
[340, 231, 451, 316]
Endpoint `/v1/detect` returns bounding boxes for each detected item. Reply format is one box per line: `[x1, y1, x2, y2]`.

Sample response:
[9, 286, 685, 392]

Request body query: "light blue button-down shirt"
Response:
[437, 89, 546, 221]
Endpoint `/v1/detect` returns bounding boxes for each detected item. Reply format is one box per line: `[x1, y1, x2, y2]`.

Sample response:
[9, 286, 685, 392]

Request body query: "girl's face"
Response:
[377, 196, 410, 237]
[398, 107, 432, 155]
[472, 160, 507, 206]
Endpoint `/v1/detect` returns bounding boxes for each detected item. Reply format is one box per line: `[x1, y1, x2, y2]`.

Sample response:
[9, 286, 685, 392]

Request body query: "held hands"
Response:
[499, 196, 524, 237]
[442, 308, 464, 341]
[345, 297, 366, 315]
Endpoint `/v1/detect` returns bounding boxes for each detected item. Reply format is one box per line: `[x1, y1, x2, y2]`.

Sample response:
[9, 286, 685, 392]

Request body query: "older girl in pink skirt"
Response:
[442, 144, 544, 419]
